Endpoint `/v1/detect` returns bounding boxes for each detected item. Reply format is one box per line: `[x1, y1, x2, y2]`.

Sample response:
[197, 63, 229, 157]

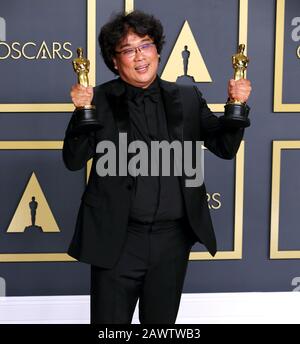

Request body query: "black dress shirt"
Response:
[123, 76, 185, 224]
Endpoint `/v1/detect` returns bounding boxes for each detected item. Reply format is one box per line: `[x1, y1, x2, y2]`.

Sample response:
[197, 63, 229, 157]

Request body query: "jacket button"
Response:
[126, 184, 132, 190]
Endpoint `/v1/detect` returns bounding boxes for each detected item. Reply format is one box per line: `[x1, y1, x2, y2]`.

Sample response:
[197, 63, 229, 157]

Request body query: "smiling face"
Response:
[112, 31, 159, 89]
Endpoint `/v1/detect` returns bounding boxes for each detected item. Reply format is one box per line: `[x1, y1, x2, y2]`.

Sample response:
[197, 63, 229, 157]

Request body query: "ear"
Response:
[112, 57, 118, 70]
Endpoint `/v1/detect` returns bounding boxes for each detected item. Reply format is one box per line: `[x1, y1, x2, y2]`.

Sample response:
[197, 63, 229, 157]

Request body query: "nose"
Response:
[133, 48, 144, 61]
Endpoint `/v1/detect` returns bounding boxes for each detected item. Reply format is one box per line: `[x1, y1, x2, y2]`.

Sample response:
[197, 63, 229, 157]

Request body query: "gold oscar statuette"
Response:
[70, 47, 102, 135]
[220, 44, 250, 128]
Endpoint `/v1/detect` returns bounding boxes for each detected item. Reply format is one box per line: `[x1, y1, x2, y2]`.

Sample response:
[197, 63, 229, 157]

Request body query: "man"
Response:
[63, 10, 252, 324]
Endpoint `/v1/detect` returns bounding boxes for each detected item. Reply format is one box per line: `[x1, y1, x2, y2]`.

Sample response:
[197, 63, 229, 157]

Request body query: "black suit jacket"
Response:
[63, 76, 247, 268]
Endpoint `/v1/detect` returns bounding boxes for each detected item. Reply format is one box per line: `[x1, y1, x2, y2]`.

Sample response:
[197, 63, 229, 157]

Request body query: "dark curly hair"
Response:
[98, 10, 165, 75]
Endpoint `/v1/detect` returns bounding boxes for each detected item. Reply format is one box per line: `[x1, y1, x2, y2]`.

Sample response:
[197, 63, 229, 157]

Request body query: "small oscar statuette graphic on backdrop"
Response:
[71, 47, 102, 134]
[220, 44, 250, 128]
[25, 196, 42, 232]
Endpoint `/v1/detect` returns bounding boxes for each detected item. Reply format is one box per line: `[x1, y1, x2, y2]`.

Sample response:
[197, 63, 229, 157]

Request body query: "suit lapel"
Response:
[159, 78, 184, 143]
[107, 78, 130, 134]
[158, 79, 186, 188]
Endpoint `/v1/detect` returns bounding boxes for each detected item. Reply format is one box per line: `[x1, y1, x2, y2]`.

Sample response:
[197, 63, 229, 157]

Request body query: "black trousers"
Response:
[90, 218, 195, 324]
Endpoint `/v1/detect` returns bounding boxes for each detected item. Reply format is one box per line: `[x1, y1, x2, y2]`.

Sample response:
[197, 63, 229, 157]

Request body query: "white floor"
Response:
[1, 292, 300, 324]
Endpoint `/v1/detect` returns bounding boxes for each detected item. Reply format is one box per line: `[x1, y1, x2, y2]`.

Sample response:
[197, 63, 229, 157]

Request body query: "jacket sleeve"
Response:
[193, 86, 249, 160]
[62, 112, 96, 171]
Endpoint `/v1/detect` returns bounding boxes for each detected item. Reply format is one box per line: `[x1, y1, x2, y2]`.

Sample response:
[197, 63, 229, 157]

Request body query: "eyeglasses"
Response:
[115, 42, 156, 58]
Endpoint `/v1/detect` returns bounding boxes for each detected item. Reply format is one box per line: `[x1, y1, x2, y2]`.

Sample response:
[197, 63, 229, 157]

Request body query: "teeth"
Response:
[136, 64, 148, 70]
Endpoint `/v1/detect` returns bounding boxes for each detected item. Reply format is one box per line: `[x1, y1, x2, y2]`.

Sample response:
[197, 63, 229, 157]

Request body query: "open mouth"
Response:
[135, 64, 149, 73]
